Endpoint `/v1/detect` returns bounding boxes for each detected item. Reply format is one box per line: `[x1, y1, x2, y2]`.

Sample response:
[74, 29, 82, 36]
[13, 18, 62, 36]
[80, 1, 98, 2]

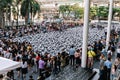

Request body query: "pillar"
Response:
[81, 0, 90, 68]
[106, 0, 113, 50]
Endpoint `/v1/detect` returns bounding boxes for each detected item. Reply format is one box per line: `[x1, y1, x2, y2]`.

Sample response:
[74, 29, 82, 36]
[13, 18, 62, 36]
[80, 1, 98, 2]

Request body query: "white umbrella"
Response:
[0, 57, 21, 74]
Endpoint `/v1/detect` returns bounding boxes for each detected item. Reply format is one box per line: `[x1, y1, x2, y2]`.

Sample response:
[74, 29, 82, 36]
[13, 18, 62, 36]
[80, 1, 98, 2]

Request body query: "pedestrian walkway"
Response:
[92, 68, 99, 80]
[91, 38, 120, 80]
[49, 53, 117, 80]
[46, 62, 98, 80]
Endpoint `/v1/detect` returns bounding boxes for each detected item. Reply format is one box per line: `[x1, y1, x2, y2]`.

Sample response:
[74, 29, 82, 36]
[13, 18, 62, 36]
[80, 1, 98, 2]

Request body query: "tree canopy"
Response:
[20, 0, 40, 24]
[59, 4, 84, 19]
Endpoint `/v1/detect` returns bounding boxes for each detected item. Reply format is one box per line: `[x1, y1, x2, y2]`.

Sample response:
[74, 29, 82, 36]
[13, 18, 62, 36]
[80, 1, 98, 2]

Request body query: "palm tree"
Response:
[20, 0, 40, 25]
[16, 0, 22, 27]
[11, 0, 22, 27]
[30, 1, 40, 23]
[0, 0, 13, 28]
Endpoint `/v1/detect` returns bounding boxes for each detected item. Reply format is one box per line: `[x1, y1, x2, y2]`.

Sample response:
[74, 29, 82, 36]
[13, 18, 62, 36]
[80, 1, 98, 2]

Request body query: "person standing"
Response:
[16, 56, 21, 78]
[36, 53, 41, 72]
[74, 49, 81, 68]
[111, 65, 116, 80]
[87, 48, 96, 69]
[69, 45, 75, 66]
[99, 54, 106, 76]
[101, 46, 107, 58]
[104, 58, 112, 80]
[52, 56, 58, 75]
[21, 59, 28, 79]
[56, 53, 61, 72]
[98, 66, 107, 80]
[38, 57, 45, 76]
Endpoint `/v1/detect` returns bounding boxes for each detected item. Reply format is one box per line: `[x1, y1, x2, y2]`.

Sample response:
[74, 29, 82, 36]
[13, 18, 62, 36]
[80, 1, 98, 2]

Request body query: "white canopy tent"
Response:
[0, 57, 21, 74]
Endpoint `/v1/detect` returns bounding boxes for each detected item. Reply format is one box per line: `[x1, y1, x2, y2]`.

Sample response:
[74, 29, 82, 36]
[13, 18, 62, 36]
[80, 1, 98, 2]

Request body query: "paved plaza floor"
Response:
[13, 50, 117, 80]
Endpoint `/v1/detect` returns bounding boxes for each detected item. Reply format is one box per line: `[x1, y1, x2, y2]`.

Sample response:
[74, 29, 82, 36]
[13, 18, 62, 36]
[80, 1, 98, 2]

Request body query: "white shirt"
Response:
[21, 61, 27, 68]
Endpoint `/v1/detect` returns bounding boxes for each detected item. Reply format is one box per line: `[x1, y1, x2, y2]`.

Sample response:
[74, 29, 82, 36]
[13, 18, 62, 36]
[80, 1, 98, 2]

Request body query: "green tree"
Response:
[59, 5, 71, 18]
[113, 8, 120, 21]
[59, 4, 84, 19]
[72, 4, 84, 19]
[90, 7, 97, 20]
[59, 5, 65, 17]
[20, 0, 40, 24]
[0, 0, 13, 28]
[78, 7, 84, 19]
[97, 6, 109, 20]
[66, 5, 72, 17]
[116, 8, 120, 21]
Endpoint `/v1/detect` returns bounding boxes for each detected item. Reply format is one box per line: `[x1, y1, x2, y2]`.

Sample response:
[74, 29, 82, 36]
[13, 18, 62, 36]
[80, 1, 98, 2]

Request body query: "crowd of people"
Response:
[98, 30, 120, 80]
[0, 23, 120, 80]
[0, 22, 83, 39]
[0, 25, 40, 39]
[13, 26, 105, 54]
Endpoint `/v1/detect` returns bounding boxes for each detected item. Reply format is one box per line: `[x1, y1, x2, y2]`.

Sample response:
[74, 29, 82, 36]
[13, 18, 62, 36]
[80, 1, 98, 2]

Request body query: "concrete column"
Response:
[106, 0, 113, 50]
[81, 0, 90, 68]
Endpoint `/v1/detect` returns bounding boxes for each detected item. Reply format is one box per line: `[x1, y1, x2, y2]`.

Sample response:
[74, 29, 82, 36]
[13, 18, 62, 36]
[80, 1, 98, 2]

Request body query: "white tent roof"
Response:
[0, 57, 21, 74]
